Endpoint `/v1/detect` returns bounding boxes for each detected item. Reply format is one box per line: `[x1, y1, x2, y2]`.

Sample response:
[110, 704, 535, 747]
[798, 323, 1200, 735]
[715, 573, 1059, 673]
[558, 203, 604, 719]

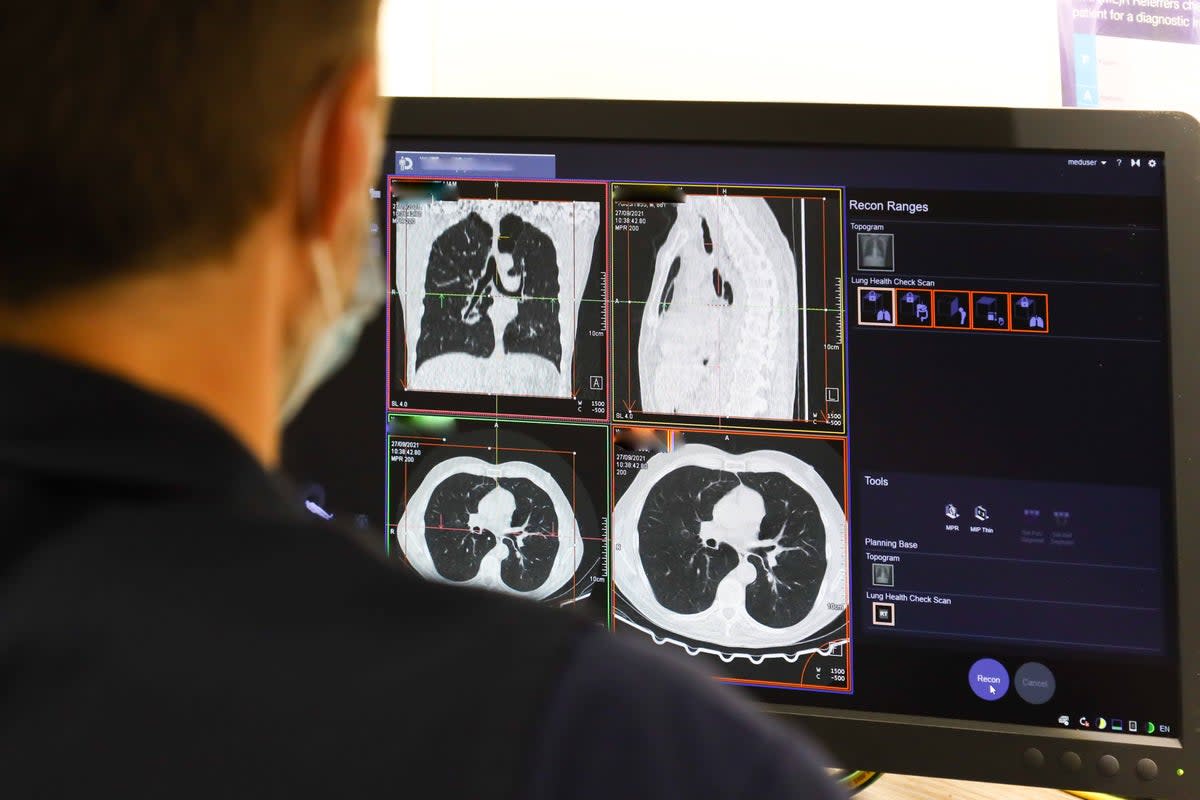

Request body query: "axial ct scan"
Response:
[613, 443, 848, 662]
[396, 456, 585, 602]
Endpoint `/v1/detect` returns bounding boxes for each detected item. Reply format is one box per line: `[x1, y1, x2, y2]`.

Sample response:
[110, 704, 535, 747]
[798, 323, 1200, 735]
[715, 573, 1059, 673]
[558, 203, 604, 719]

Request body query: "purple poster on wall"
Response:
[1059, 0, 1199, 114]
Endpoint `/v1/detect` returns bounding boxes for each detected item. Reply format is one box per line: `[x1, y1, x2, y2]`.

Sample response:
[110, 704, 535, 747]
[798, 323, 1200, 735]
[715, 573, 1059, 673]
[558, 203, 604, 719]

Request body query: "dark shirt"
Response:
[0, 347, 843, 799]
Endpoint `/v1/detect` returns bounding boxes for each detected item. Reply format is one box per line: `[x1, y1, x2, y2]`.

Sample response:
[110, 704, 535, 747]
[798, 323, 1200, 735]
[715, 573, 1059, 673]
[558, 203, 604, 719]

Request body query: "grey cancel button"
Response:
[1014, 662, 1056, 705]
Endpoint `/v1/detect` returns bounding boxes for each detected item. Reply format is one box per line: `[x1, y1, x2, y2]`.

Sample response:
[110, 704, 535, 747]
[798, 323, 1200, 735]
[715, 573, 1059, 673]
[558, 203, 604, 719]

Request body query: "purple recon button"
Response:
[969, 658, 1010, 701]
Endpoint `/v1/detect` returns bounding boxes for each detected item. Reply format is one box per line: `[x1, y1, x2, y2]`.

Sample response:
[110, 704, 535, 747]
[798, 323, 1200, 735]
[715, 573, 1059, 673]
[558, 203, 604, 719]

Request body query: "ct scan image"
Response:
[638, 195, 797, 419]
[387, 415, 607, 617]
[389, 178, 609, 421]
[612, 184, 844, 432]
[611, 427, 850, 689]
[856, 232, 895, 271]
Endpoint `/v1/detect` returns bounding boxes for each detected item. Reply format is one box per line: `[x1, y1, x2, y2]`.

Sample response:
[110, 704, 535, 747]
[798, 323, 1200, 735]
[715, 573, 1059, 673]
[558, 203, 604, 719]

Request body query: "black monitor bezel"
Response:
[383, 98, 1199, 797]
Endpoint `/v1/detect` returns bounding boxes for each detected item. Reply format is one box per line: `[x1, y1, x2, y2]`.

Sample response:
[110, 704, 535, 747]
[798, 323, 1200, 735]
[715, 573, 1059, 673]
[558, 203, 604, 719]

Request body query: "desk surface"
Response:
[860, 774, 1078, 799]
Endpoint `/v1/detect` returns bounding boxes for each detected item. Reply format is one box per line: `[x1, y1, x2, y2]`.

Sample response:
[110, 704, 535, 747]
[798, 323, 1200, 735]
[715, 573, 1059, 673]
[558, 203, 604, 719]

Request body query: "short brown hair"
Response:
[0, 2, 378, 304]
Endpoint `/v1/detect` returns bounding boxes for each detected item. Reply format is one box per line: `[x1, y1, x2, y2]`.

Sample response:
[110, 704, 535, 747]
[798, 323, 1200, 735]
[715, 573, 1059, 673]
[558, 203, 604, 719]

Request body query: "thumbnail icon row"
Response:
[385, 175, 846, 433]
[857, 288, 1049, 333]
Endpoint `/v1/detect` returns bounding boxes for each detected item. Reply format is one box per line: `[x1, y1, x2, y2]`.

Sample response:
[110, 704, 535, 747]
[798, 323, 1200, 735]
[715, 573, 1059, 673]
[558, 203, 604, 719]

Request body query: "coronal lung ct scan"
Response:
[389, 179, 608, 421]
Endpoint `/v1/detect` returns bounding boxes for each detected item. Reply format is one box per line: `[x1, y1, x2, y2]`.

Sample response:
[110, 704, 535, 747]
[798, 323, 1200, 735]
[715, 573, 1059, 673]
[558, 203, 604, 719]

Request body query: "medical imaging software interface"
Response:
[375, 138, 1178, 737]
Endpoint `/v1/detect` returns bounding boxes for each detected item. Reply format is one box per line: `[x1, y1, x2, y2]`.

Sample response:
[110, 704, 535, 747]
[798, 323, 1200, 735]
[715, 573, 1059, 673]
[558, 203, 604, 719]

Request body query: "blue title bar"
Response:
[394, 150, 556, 179]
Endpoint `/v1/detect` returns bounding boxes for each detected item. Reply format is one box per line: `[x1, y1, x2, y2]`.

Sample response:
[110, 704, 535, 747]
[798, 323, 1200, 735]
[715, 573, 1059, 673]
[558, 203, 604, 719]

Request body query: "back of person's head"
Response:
[0, 1, 379, 303]
[0, 2, 386, 461]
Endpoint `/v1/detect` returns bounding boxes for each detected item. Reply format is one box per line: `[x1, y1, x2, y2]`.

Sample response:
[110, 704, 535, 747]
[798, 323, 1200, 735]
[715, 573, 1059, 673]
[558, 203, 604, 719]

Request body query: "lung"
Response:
[495, 476, 562, 592]
[638, 196, 799, 420]
[422, 471, 500, 581]
[415, 212, 496, 370]
[397, 198, 599, 398]
[397, 456, 584, 601]
[496, 213, 563, 367]
[636, 466, 743, 614]
[613, 444, 847, 655]
[737, 471, 829, 628]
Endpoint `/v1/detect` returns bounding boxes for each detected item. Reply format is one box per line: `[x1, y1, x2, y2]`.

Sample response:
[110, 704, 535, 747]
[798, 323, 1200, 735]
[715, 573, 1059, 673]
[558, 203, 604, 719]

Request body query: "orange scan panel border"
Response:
[1008, 292, 1051, 334]
[608, 424, 852, 693]
[932, 289, 971, 330]
[969, 290, 1012, 332]
[894, 288, 934, 328]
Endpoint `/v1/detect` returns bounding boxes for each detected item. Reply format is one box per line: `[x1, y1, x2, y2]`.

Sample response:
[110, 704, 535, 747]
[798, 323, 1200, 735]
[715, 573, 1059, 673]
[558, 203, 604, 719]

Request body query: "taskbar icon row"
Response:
[1055, 714, 1173, 736]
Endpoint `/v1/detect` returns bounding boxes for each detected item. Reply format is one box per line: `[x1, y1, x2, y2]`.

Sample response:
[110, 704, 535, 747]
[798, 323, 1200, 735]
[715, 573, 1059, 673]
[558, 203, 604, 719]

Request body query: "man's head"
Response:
[0, 2, 386, 462]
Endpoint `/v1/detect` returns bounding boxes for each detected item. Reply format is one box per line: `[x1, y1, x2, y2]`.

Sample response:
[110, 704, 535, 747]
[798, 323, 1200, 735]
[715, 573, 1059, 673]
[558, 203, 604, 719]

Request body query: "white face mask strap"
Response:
[309, 240, 342, 321]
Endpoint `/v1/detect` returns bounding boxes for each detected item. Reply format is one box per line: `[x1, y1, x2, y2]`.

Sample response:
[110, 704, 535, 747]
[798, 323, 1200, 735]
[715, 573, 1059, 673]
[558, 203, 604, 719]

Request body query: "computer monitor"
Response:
[282, 99, 1199, 798]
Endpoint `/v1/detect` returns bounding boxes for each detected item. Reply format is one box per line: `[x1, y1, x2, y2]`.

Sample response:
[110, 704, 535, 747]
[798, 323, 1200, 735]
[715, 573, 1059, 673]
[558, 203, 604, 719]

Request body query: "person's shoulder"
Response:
[64, 496, 585, 648]
[2, 495, 603, 796]
[221, 510, 586, 633]
[522, 630, 847, 800]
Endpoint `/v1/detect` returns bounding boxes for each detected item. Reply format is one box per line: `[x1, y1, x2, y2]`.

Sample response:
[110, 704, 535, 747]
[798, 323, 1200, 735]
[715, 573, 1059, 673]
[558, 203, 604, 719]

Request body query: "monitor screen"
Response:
[281, 100, 1196, 796]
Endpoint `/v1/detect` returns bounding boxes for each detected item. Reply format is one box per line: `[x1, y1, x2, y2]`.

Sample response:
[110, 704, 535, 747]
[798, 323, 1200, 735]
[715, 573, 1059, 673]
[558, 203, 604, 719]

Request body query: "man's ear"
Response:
[301, 59, 380, 245]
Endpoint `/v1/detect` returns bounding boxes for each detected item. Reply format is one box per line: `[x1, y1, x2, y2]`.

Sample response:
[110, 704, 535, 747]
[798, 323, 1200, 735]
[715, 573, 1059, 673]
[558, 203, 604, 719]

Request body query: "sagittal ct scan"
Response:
[388, 415, 607, 612]
[639, 196, 798, 418]
[612, 184, 844, 432]
[393, 183, 603, 403]
[612, 435, 849, 669]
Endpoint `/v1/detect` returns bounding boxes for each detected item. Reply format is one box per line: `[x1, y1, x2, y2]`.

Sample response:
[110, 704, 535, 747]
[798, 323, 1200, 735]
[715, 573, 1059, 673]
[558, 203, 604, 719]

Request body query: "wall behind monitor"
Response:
[378, 0, 1065, 108]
